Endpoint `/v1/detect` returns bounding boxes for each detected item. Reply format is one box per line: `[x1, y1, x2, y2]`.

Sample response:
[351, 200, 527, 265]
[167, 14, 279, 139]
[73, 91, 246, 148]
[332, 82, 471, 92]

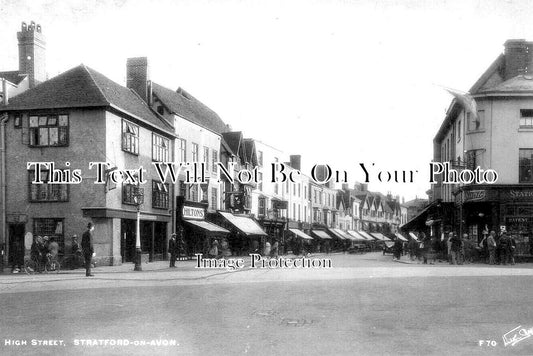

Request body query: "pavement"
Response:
[2, 252, 533, 355]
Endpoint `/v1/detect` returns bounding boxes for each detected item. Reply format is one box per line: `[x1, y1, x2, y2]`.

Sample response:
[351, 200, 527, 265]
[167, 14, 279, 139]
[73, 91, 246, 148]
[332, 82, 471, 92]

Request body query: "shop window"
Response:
[29, 170, 68, 202]
[467, 110, 484, 131]
[152, 181, 169, 209]
[152, 134, 169, 162]
[122, 120, 139, 154]
[34, 218, 64, 254]
[520, 109, 533, 128]
[29, 114, 69, 147]
[519, 149, 533, 183]
[259, 197, 266, 216]
[177, 138, 186, 162]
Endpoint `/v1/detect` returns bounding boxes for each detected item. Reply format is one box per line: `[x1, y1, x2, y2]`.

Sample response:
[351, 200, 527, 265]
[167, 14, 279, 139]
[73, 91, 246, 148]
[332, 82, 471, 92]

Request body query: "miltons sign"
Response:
[182, 206, 205, 220]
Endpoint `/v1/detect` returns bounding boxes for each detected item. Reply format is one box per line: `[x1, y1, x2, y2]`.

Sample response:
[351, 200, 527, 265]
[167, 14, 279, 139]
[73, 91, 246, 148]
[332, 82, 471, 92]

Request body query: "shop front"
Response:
[209, 211, 267, 256]
[176, 197, 229, 258]
[457, 185, 533, 257]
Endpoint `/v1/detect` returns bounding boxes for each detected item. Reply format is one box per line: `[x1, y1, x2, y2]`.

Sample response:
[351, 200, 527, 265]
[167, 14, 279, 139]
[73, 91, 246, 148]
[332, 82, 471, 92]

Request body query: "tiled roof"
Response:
[1, 64, 173, 133]
[0, 70, 27, 85]
[152, 82, 228, 134]
[478, 74, 533, 94]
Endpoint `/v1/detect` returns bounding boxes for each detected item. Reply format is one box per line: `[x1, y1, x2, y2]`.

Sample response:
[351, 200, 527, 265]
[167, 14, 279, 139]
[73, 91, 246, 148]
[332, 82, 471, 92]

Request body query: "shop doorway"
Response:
[8, 224, 25, 265]
[121, 219, 136, 263]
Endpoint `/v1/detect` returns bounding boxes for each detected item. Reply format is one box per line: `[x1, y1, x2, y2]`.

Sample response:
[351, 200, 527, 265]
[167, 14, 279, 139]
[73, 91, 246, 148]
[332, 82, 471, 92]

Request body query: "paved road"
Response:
[1, 253, 533, 355]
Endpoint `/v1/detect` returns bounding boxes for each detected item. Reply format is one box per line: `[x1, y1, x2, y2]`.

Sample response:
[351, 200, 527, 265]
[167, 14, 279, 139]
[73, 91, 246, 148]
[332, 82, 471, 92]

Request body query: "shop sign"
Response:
[182, 206, 205, 220]
[464, 190, 486, 202]
[7, 214, 28, 223]
[507, 190, 533, 200]
[506, 217, 533, 224]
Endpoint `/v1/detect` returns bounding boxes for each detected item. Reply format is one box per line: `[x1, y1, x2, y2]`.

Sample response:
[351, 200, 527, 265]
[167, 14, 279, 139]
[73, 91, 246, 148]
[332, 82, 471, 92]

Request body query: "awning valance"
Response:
[347, 230, 370, 241]
[289, 228, 314, 240]
[371, 233, 391, 241]
[359, 231, 378, 241]
[184, 220, 230, 234]
[312, 230, 332, 240]
[218, 212, 267, 236]
[328, 229, 346, 240]
[333, 228, 355, 240]
[395, 233, 408, 242]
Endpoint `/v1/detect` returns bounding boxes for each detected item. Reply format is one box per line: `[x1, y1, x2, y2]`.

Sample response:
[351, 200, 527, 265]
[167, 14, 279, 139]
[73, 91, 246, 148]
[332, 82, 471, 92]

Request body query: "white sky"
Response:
[1, 0, 532, 201]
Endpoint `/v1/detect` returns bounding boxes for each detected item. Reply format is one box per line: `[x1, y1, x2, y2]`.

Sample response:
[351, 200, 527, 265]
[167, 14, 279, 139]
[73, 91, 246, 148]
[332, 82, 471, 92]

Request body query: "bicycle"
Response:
[45, 253, 61, 273]
[24, 255, 45, 275]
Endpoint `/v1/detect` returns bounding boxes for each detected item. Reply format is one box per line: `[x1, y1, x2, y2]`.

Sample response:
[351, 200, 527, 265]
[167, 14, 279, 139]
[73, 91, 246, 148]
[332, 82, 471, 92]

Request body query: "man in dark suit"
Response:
[168, 233, 177, 268]
[82, 222, 95, 277]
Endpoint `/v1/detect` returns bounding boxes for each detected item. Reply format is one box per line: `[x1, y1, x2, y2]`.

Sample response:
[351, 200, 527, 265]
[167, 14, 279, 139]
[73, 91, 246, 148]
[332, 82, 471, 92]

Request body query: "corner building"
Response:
[432, 39, 533, 257]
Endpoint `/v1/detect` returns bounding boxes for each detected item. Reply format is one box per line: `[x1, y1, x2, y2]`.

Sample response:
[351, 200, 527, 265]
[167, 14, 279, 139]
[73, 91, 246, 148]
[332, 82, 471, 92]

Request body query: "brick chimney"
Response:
[126, 57, 152, 105]
[290, 155, 301, 170]
[17, 21, 46, 88]
[504, 39, 533, 80]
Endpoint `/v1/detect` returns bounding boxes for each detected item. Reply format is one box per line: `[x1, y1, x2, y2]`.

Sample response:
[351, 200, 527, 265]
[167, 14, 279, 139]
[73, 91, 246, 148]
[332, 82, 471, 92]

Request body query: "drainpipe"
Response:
[1, 78, 9, 270]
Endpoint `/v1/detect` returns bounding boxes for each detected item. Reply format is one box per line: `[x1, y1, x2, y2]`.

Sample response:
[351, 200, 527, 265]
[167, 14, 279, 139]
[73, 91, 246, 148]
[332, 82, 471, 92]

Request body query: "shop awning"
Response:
[328, 229, 346, 240]
[395, 233, 408, 242]
[312, 230, 332, 240]
[371, 233, 391, 241]
[218, 212, 267, 236]
[359, 231, 378, 241]
[289, 228, 314, 240]
[184, 220, 230, 234]
[409, 232, 419, 241]
[347, 230, 370, 241]
[333, 228, 355, 240]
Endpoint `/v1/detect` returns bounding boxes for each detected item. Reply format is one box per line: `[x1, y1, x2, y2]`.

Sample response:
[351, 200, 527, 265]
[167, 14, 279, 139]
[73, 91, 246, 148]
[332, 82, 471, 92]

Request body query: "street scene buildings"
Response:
[0, 22, 408, 268]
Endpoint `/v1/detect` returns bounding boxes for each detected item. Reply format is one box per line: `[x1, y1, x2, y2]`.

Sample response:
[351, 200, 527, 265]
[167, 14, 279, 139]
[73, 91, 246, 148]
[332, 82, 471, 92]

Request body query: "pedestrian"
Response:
[168, 233, 177, 267]
[263, 241, 271, 256]
[82, 222, 95, 277]
[450, 232, 461, 265]
[271, 241, 279, 258]
[447, 233, 453, 263]
[420, 232, 430, 264]
[487, 231, 497, 265]
[463, 233, 473, 264]
[48, 237, 59, 260]
[408, 237, 417, 261]
[499, 231, 510, 265]
[10, 238, 23, 273]
[208, 239, 219, 258]
[393, 237, 403, 261]
[509, 234, 516, 265]
[428, 235, 438, 264]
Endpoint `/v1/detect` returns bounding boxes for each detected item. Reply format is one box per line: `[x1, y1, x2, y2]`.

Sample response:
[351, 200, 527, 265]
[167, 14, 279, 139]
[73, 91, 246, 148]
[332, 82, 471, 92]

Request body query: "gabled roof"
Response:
[152, 82, 228, 134]
[1, 64, 173, 133]
[220, 136, 235, 157]
[0, 70, 27, 85]
[222, 131, 243, 157]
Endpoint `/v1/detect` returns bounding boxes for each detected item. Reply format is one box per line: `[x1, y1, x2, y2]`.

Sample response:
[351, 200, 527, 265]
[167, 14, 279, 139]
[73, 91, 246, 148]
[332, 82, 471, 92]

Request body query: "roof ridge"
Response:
[82, 64, 111, 106]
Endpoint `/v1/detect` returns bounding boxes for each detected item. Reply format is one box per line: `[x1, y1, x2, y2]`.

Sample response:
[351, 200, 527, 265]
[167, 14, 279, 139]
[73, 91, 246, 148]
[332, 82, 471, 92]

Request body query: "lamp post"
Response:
[133, 186, 144, 271]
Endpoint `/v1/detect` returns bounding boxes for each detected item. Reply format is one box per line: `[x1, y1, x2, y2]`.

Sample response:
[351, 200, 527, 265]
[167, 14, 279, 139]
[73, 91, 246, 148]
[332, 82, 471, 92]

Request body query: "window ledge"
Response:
[518, 128, 533, 132]
[466, 130, 485, 135]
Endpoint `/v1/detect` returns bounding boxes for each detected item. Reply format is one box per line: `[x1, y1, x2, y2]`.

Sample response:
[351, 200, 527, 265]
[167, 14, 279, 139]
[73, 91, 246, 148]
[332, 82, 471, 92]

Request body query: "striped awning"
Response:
[289, 228, 314, 240]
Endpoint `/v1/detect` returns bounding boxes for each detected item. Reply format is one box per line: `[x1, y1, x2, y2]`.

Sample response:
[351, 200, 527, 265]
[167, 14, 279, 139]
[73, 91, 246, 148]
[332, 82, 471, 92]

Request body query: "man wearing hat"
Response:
[82, 222, 95, 277]
[168, 233, 177, 268]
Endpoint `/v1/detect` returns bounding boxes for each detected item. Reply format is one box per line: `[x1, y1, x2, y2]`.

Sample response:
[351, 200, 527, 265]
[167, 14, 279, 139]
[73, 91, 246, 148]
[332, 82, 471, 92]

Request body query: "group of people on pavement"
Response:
[396, 229, 516, 265]
[11, 235, 59, 273]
